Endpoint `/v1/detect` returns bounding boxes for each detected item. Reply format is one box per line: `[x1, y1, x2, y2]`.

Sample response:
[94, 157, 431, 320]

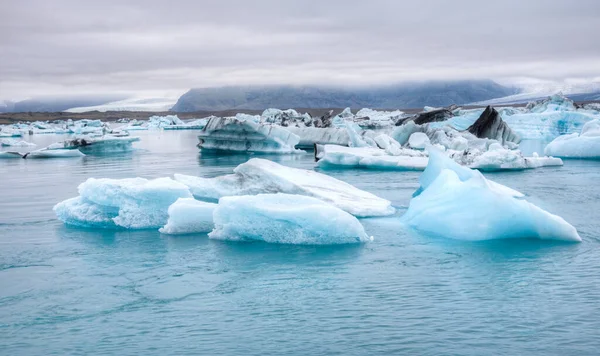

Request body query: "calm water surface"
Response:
[1, 130, 599, 355]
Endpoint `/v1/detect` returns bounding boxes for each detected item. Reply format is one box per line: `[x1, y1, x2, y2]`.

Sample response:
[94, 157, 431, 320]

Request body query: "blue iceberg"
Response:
[401, 148, 581, 242]
[209, 193, 371, 245]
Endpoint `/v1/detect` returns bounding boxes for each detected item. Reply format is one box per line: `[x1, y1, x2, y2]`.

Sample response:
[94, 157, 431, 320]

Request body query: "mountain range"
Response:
[170, 80, 517, 112]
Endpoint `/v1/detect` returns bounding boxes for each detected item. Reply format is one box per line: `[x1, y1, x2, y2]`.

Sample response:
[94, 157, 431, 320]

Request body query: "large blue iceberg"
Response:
[401, 148, 581, 242]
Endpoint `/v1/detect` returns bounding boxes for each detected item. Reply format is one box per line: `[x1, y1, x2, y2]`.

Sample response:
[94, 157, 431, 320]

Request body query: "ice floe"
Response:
[197, 117, 302, 153]
[544, 119, 600, 158]
[0, 139, 35, 147]
[401, 148, 581, 242]
[175, 158, 395, 217]
[209, 193, 371, 244]
[159, 198, 217, 235]
[54, 177, 193, 229]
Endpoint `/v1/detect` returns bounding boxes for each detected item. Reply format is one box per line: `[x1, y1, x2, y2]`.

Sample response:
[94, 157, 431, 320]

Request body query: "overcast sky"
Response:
[1, 0, 600, 100]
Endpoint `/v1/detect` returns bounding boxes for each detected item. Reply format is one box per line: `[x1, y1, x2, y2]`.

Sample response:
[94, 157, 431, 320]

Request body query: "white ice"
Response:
[316, 144, 428, 171]
[401, 148, 581, 242]
[54, 177, 193, 229]
[159, 198, 217, 235]
[408, 132, 430, 150]
[174, 158, 395, 217]
[208, 193, 371, 245]
[0, 139, 35, 147]
[544, 119, 600, 158]
[25, 149, 85, 159]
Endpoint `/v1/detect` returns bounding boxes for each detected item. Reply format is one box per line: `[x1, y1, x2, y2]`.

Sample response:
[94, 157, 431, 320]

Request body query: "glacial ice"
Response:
[197, 117, 302, 153]
[449, 95, 599, 140]
[316, 144, 429, 171]
[208, 193, 371, 245]
[408, 132, 430, 149]
[401, 148, 581, 242]
[25, 149, 85, 159]
[0, 139, 35, 147]
[174, 158, 395, 217]
[544, 119, 600, 158]
[46, 135, 140, 153]
[286, 127, 350, 147]
[159, 198, 217, 235]
[0, 151, 24, 159]
[54, 177, 193, 229]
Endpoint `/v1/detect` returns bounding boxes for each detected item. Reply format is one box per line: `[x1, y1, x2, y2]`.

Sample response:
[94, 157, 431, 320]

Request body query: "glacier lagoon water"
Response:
[1, 130, 600, 355]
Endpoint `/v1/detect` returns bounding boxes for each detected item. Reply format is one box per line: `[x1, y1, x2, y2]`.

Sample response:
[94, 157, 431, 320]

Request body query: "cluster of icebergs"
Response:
[0, 119, 110, 136]
[54, 158, 390, 244]
[54, 155, 581, 244]
[0, 133, 140, 159]
[118, 115, 209, 131]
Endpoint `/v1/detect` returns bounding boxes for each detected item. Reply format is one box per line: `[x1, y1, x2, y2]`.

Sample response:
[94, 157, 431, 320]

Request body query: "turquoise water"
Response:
[1, 130, 600, 355]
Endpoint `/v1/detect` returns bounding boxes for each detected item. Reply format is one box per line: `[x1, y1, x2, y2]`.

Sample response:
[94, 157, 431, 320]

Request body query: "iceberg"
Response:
[174, 158, 394, 217]
[209, 193, 371, 245]
[0, 129, 24, 137]
[54, 177, 193, 229]
[159, 198, 217, 235]
[147, 115, 185, 128]
[0, 151, 24, 159]
[286, 127, 350, 148]
[316, 144, 428, 171]
[544, 119, 600, 158]
[24, 149, 85, 159]
[467, 106, 521, 145]
[401, 148, 581, 242]
[46, 135, 140, 153]
[408, 132, 430, 150]
[0, 139, 35, 147]
[162, 118, 209, 130]
[197, 117, 302, 153]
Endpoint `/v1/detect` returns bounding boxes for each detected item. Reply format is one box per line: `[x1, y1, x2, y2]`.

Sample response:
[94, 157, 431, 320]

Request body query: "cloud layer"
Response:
[1, 0, 599, 99]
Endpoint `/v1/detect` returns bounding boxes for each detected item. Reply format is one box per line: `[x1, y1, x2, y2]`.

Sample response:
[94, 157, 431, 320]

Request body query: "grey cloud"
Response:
[1, 0, 599, 99]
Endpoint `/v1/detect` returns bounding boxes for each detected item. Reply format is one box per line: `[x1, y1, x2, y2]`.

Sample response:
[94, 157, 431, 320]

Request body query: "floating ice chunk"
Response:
[147, 115, 184, 128]
[373, 134, 403, 155]
[544, 119, 600, 158]
[209, 194, 371, 244]
[316, 144, 428, 171]
[175, 158, 394, 217]
[408, 132, 430, 150]
[354, 108, 403, 128]
[467, 106, 521, 145]
[286, 127, 350, 147]
[163, 118, 209, 130]
[197, 117, 302, 153]
[54, 197, 119, 229]
[465, 144, 563, 171]
[0, 129, 23, 137]
[46, 135, 140, 153]
[25, 149, 85, 159]
[0, 151, 24, 159]
[159, 198, 217, 235]
[54, 177, 193, 229]
[402, 148, 581, 242]
[345, 122, 373, 147]
[391, 121, 422, 145]
[0, 139, 35, 147]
